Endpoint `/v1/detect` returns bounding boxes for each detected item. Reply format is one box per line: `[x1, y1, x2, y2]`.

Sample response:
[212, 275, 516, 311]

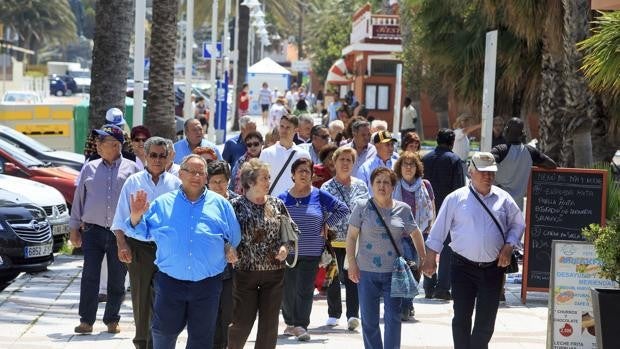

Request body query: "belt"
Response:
[453, 253, 497, 269]
[127, 236, 156, 247]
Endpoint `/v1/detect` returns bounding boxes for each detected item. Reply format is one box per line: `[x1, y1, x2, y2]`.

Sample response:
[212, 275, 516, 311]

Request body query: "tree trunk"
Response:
[145, 0, 178, 140]
[232, 3, 249, 131]
[560, 0, 593, 167]
[89, 0, 133, 131]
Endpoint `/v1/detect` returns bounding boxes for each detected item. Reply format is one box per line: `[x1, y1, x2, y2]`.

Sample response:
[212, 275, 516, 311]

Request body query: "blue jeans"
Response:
[79, 224, 127, 325]
[152, 271, 222, 349]
[358, 271, 402, 349]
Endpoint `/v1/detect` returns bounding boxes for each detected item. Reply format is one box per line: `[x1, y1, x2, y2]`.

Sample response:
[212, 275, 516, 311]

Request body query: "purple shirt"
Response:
[69, 157, 139, 230]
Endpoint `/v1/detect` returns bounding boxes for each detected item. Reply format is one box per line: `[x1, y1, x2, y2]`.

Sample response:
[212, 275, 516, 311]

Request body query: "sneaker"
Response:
[74, 322, 93, 334]
[432, 289, 452, 301]
[106, 322, 120, 334]
[325, 317, 339, 326]
[283, 325, 295, 336]
[292, 326, 310, 341]
[347, 317, 360, 331]
[98, 293, 108, 303]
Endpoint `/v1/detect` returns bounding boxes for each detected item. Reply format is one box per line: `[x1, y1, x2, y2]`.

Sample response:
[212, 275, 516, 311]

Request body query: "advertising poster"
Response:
[547, 241, 618, 349]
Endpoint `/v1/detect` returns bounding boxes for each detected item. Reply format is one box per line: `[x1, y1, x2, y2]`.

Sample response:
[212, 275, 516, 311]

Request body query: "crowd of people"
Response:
[69, 99, 557, 349]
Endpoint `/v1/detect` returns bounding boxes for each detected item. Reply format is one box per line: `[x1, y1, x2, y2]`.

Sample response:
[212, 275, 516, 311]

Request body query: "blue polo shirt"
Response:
[222, 134, 246, 166]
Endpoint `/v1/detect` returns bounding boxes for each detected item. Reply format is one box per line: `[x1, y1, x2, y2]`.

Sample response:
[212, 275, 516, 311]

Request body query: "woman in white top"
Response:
[452, 113, 481, 162]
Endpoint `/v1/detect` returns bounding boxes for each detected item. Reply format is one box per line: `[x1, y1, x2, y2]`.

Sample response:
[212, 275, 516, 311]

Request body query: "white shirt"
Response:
[426, 185, 525, 263]
[268, 103, 288, 129]
[452, 128, 470, 161]
[111, 170, 182, 241]
[401, 105, 418, 130]
[258, 142, 310, 196]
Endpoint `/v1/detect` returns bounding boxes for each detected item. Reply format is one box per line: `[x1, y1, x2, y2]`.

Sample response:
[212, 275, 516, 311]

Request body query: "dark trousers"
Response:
[228, 269, 285, 349]
[282, 255, 320, 329]
[152, 271, 222, 349]
[327, 248, 359, 319]
[79, 224, 127, 325]
[424, 236, 452, 294]
[213, 276, 233, 349]
[451, 253, 504, 349]
[126, 237, 158, 349]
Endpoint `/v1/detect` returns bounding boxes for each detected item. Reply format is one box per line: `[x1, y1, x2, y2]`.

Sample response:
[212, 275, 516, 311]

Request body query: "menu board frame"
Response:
[546, 240, 618, 349]
[522, 168, 607, 303]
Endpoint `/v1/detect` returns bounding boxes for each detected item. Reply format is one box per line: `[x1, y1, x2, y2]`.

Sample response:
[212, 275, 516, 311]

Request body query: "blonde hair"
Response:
[453, 113, 474, 129]
[332, 147, 357, 164]
[239, 158, 270, 191]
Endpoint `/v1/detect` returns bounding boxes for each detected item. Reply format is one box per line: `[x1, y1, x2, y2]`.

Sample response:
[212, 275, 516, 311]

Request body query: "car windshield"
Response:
[3, 92, 40, 103]
[0, 138, 45, 167]
[69, 71, 90, 78]
[0, 127, 53, 152]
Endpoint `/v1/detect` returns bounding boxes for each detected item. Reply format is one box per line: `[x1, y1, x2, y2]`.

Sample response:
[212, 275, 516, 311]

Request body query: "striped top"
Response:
[278, 187, 349, 257]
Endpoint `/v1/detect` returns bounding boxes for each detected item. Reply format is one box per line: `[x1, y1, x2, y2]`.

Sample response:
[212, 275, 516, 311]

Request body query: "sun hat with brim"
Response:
[92, 124, 125, 144]
[372, 130, 398, 144]
[471, 152, 498, 172]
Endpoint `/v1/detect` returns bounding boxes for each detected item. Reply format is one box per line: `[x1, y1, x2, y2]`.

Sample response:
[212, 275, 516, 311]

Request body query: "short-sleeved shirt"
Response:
[258, 88, 272, 105]
[348, 199, 418, 273]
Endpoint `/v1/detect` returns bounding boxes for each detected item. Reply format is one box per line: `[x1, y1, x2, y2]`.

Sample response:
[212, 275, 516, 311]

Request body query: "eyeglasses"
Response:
[181, 168, 206, 177]
[246, 142, 261, 148]
[148, 152, 167, 159]
[402, 162, 416, 168]
[132, 138, 147, 142]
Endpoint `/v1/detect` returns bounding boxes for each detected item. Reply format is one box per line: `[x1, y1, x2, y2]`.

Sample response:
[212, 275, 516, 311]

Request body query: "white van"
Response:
[0, 174, 69, 252]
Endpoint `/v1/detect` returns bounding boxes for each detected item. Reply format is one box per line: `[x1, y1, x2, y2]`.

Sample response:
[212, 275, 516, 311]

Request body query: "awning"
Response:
[325, 58, 352, 85]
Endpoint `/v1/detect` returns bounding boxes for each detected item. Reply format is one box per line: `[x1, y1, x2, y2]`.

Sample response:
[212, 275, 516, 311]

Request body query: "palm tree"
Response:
[0, 0, 77, 63]
[145, 0, 179, 140]
[88, 0, 133, 130]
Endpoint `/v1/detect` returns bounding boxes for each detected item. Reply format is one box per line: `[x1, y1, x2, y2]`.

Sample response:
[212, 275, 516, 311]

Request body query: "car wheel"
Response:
[55, 90, 64, 97]
[0, 271, 20, 284]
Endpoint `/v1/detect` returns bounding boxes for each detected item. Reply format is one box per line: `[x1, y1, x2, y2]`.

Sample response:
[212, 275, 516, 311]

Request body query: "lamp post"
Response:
[208, 0, 219, 141]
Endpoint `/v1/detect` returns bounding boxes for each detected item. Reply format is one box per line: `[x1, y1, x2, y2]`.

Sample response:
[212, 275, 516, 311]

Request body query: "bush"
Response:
[582, 216, 620, 285]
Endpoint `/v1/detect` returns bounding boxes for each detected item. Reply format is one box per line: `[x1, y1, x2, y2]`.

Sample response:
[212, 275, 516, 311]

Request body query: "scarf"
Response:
[394, 177, 434, 233]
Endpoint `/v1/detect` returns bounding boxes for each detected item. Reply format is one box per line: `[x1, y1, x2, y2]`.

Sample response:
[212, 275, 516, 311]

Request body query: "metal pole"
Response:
[208, 0, 219, 142]
[183, 0, 194, 119]
[231, 0, 240, 128]
[392, 63, 403, 138]
[481, 30, 498, 152]
[133, 0, 146, 126]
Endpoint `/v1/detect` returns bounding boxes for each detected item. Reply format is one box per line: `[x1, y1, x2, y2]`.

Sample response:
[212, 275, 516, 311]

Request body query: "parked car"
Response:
[0, 138, 78, 206]
[0, 175, 70, 252]
[59, 75, 78, 95]
[49, 76, 67, 97]
[0, 193, 54, 284]
[1, 91, 43, 104]
[0, 125, 85, 171]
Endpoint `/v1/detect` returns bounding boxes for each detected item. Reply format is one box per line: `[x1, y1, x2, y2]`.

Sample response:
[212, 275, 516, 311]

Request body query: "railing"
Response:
[350, 12, 401, 43]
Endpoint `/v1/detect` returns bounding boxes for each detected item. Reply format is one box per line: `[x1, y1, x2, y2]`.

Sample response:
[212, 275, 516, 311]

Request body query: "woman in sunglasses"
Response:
[130, 126, 151, 170]
[229, 131, 264, 194]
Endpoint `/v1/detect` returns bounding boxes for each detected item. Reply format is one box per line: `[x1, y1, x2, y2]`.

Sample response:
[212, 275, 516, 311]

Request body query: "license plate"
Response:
[52, 224, 69, 236]
[24, 243, 53, 258]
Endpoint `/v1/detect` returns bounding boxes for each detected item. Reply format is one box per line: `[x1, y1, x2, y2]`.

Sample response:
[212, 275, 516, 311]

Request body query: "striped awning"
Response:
[326, 58, 353, 85]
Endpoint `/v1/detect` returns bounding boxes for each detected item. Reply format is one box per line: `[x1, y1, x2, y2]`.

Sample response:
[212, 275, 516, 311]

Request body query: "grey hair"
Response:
[351, 120, 370, 133]
[144, 136, 169, 155]
[180, 154, 207, 171]
[298, 113, 314, 125]
[239, 116, 254, 129]
[239, 158, 270, 191]
[163, 138, 175, 153]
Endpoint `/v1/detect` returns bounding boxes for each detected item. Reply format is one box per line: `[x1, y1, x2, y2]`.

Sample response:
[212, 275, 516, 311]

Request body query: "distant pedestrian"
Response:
[400, 97, 418, 133]
[258, 82, 272, 126]
[422, 152, 525, 349]
[173, 118, 221, 164]
[452, 113, 481, 163]
[421, 128, 465, 300]
[222, 116, 257, 167]
[238, 83, 250, 118]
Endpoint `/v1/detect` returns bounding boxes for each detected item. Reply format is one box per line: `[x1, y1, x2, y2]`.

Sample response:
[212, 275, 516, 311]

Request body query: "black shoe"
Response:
[424, 288, 435, 299]
[401, 308, 410, 321]
[432, 289, 452, 301]
[98, 293, 108, 303]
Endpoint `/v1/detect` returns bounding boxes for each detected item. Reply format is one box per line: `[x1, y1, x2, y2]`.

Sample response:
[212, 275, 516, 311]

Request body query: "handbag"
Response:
[279, 213, 299, 268]
[368, 199, 419, 299]
[468, 186, 519, 274]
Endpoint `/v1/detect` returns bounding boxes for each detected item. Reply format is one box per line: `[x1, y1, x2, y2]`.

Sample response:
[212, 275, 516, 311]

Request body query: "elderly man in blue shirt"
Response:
[174, 118, 222, 164]
[111, 136, 181, 349]
[422, 152, 525, 349]
[125, 154, 241, 349]
[356, 130, 399, 193]
[222, 115, 256, 166]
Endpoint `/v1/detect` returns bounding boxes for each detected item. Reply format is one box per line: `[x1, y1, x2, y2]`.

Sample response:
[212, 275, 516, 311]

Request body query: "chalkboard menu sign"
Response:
[522, 168, 606, 303]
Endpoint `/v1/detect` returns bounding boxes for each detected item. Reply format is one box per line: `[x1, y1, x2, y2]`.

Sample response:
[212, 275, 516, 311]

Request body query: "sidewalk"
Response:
[0, 254, 549, 348]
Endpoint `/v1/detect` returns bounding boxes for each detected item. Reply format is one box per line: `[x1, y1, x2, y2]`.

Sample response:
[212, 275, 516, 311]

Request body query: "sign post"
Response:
[480, 30, 497, 152]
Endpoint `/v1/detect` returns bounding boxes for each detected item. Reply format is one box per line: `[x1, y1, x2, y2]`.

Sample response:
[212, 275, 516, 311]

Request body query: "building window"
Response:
[370, 60, 398, 76]
[365, 84, 390, 111]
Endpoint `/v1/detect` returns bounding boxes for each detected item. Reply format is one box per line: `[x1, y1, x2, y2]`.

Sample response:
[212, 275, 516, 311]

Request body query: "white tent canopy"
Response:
[248, 57, 291, 75]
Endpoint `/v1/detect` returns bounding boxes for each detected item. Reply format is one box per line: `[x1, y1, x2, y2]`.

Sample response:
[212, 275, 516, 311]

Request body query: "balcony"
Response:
[350, 10, 401, 44]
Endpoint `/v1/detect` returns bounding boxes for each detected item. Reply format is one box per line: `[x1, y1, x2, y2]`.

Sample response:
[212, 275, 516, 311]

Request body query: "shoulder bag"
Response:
[368, 199, 419, 299]
[268, 150, 296, 195]
[279, 212, 298, 268]
[468, 186, 519, 274]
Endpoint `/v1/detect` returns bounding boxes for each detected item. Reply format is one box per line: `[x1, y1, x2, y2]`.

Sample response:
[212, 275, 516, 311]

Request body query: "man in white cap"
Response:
[421, 152, 525, 349]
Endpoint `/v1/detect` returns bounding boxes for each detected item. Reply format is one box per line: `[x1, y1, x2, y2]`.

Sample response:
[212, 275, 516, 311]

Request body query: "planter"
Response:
[590, 287, 620, 349]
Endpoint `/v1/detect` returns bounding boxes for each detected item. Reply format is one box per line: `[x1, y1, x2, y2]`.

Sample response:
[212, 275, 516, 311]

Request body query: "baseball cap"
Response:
[372, 130, 398, 144]
[105, 108, 126, 126]
[471, 152, 497, 172]
[92, 124, 125, 144]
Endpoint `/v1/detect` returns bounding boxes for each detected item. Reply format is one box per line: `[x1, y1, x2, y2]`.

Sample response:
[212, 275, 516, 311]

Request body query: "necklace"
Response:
[295, 198, 303, 207]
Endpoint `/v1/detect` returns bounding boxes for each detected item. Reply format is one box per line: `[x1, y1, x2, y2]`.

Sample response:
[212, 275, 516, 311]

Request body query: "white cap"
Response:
[105, 108, 126, 126]
[471, 152, 498, 172]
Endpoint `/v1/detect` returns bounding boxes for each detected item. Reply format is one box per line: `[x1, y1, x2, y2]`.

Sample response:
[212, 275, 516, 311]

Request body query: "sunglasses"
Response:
[132, 138, 147, 142]
[247, 142, 262, 148]
[148, 152, 167, 159]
